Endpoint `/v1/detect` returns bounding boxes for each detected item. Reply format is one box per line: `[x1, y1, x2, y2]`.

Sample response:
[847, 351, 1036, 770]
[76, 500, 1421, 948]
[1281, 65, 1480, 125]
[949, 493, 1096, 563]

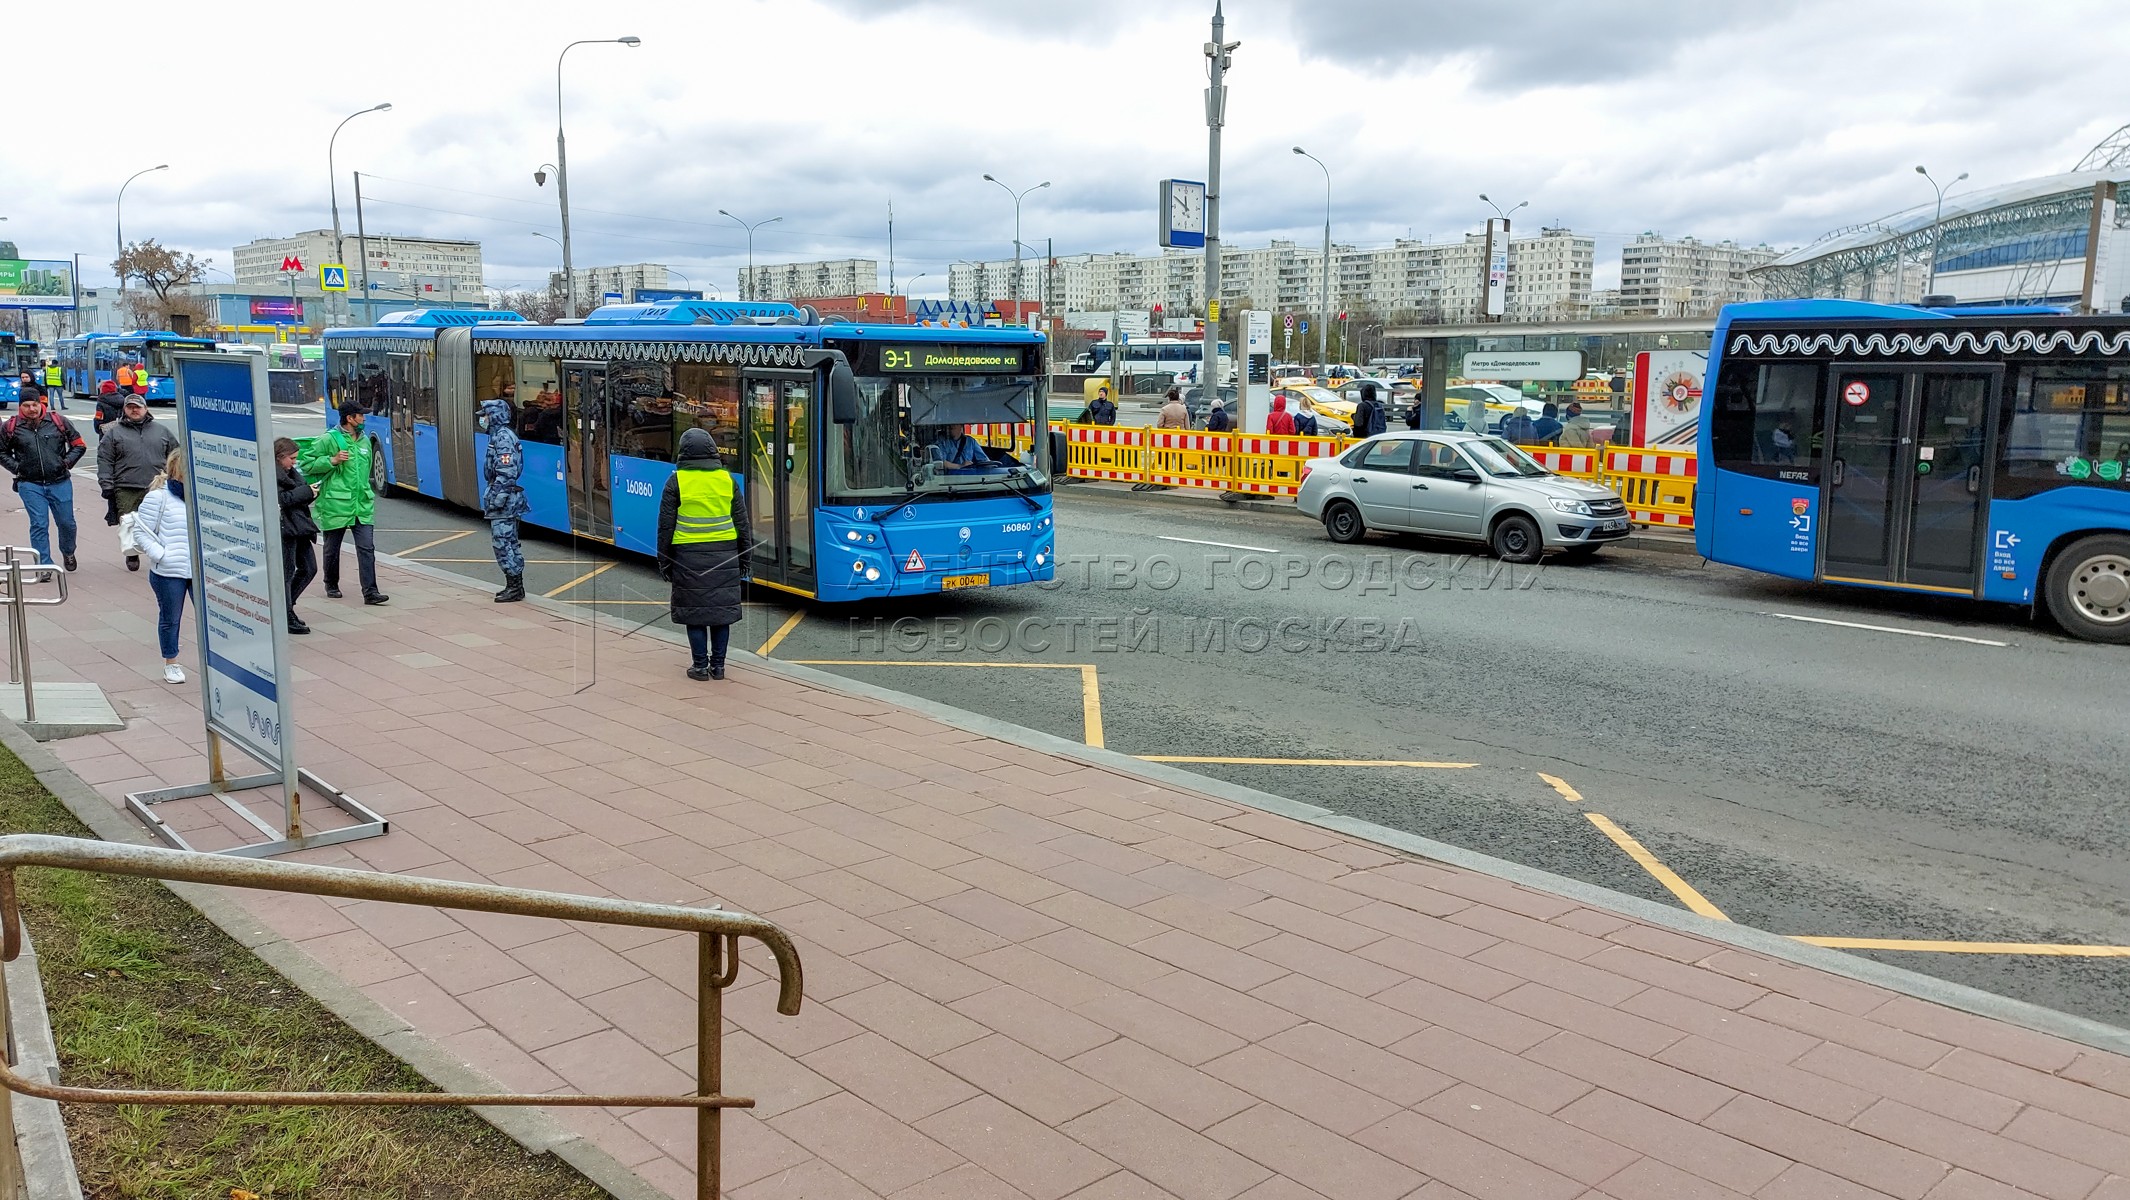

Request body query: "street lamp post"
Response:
[546, 36, 641, 319]
[718, 211, 782, 301]
[1293, 148, 1331, 371]
[115, 164, 169, 293]
[1915, 165, 1968, 296]
[981, 175, 1050, 317]
[328, 103, 391, 329]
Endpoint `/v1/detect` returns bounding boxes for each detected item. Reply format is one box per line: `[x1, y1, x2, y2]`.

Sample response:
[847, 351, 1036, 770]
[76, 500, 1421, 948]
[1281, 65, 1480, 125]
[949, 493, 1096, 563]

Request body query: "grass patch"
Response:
[0, 748, 617, 1200]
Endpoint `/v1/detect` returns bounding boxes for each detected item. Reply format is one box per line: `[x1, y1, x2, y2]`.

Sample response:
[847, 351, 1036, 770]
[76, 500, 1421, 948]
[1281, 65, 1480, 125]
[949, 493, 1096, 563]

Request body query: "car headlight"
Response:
[1549, 498, 1594, 516]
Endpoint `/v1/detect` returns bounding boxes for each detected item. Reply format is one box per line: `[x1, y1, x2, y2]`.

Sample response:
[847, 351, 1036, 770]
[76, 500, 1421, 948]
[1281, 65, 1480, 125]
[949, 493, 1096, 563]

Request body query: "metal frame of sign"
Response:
[125, 352, 386, 858]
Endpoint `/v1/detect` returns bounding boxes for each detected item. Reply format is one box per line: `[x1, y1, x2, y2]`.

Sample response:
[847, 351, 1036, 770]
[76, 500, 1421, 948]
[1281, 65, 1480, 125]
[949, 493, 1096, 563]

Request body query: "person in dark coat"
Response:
[274, 437, 320, 634]
[657, 427, 754, 681]
[1354, 383, 1389, 438]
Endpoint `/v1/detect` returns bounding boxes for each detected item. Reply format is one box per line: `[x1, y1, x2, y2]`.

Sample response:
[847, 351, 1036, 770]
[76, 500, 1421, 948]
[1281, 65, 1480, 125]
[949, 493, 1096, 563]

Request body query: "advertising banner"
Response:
[0, 259, 76, 309]
[1633, 350, 1707, 447]
[1484, 220, 1510, 318]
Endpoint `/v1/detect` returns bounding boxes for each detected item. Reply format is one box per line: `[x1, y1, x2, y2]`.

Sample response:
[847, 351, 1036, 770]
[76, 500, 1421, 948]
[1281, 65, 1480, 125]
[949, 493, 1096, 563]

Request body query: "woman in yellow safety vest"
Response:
[657, 426, 754, 681]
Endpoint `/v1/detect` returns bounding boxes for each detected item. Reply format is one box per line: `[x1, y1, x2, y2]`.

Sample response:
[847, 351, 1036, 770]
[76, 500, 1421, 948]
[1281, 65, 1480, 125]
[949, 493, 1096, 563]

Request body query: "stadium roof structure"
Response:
[1754, 168, 2130, 303]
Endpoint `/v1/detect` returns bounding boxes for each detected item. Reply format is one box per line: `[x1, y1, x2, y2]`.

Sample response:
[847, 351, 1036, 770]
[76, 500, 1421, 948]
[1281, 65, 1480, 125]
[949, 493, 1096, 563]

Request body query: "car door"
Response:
[1409, 437, 1489, 537]
[1344, 438, 1417, 527]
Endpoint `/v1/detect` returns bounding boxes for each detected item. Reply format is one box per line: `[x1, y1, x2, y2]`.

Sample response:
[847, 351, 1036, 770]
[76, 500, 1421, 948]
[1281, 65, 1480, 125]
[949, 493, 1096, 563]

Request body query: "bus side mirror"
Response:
[829, 360, 861, 424]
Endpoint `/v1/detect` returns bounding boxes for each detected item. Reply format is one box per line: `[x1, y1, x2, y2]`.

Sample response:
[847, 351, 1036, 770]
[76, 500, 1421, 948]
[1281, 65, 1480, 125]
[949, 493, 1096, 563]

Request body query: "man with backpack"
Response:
[1354, 382, 1389, 438]
[98, 394, 181, 570]
[0, 387, 87, 570]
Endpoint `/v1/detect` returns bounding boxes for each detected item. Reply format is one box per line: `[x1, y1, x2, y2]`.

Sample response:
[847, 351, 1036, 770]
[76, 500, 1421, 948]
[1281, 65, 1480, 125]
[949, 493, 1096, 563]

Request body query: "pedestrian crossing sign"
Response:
[319, 264, 349, 292]
[902, 549, 926, 573]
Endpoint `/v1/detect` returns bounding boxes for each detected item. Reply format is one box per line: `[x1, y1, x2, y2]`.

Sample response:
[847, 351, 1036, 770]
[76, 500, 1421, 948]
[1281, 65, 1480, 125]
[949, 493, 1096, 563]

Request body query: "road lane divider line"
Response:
[1079, 665, 1106, 749]
[394, 530, 478, 556]
[757, 610, 806, 658]
[1538, 772, 1583, 803]
[1766, 612, 2008, 647]
[542, 562, 615, 598]
[1791, 936, 2130, 957]
[1584, 812, 1730, 922]
[1139, 756, 1477, 768]
[1158, 535, 1280, 553]
[398, 557, 586, 564]
[561, 600, 665, 606]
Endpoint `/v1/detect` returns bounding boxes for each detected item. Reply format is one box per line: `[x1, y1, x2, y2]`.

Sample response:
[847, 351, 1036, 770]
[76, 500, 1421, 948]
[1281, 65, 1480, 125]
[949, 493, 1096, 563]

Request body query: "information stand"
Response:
[125, 353, 386, 857]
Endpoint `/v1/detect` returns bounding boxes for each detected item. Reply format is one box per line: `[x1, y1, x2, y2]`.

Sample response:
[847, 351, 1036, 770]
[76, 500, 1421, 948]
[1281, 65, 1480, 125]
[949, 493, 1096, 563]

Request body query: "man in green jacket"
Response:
[299, 404, 388, 605]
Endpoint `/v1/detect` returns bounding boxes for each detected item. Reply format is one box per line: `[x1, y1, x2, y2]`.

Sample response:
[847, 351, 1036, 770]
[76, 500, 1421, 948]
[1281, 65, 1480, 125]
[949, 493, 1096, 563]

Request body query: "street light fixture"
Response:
[546, 36, 642, 318]
[116, 164, 169, 293]
[982, 174, 1049, 315]
[718, 211, 782, 301]
[1478, 193, 1529, 223]
[1916, 165, 1968, 295]
[1293, 147, 1333, 370]
[329, 102, 392, 328]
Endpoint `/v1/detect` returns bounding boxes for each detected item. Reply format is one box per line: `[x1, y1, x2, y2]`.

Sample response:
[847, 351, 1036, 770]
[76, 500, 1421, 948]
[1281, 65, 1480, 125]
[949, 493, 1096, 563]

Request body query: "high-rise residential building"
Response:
[742, 259, 879, 301]
[234, 230, 484, 296]
[549, 263, 675, 312]
[1619, 234, 1778, 317]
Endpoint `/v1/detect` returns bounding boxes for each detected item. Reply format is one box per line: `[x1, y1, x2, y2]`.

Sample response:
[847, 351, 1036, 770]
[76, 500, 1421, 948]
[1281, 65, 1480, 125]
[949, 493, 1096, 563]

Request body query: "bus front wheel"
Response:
[2044, 534, 2130, 644]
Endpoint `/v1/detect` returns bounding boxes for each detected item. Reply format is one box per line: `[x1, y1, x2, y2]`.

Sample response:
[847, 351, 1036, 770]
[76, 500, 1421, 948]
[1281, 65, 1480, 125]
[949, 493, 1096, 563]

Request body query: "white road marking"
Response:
[1158, 535, 1279, 554]
[1767, 612, 2008, 647]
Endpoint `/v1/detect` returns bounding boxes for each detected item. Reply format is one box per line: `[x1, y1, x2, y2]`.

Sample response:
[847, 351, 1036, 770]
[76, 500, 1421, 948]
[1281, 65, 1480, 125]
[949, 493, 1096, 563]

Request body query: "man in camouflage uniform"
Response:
[479, 396, 529, 602]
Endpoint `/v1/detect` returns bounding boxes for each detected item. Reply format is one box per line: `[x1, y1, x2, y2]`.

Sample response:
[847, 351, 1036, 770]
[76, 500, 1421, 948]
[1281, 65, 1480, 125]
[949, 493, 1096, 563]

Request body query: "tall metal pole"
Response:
[330, 104, 391, 329]
[1294, 147, 1330, 370]
[718, 212, 782, 302]
[1202, 3, 1235, 404]
[354, 172, 375, 324]
[1915, 165, 1967, 295]
[115, 164, 169, 294]
[983, 176, 1050, 314]
[555, 37, 641, 319]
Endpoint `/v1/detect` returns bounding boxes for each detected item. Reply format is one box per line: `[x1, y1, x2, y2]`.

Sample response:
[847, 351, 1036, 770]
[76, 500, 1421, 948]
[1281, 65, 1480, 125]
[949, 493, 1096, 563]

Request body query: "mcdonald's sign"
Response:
[281, 256, 304, 272]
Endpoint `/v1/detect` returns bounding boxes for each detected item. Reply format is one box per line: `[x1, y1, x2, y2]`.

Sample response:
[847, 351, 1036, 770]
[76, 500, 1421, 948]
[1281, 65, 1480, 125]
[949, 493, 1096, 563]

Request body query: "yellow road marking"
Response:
[1080, 664, 1105, 749]
[757, 610, 806, 657]
[1538, 772, 1583, 803]
[1584, 812, 1730, 922]
[394, 530, 477, 555]
[1792, 937, 2130, 957]
[749, 577, 816, 600]
[543, 562, 615, 598]
[1139, 756, 1477, 768]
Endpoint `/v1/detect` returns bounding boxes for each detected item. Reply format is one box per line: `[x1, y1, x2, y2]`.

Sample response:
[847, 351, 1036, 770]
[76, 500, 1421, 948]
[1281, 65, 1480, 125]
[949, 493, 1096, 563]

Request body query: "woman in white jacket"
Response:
[131, 450, 193, 684]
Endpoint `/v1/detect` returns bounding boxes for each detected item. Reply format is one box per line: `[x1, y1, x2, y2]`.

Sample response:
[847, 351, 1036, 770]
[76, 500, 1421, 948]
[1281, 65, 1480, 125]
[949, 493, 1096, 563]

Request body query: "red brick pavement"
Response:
[17, 532, 2130, 1200]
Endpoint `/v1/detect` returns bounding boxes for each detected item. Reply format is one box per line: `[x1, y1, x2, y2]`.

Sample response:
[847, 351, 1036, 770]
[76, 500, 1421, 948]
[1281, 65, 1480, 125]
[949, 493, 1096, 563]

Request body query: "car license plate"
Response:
[941, 573, 991, 590]
[1601, 519, 1628, 532]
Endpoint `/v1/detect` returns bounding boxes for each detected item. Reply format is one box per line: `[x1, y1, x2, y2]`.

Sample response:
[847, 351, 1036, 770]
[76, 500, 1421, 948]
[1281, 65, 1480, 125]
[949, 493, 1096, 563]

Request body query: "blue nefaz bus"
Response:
[55, 331, 218, 402]
[322, 301, 1056, 601]
[1697, 299, 2130, 641]
[0, 334, 35, 406]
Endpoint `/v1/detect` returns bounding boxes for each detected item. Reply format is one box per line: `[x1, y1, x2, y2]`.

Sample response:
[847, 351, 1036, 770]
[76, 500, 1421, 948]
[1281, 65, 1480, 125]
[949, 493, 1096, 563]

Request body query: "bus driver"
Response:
[926, 424, 992, 469]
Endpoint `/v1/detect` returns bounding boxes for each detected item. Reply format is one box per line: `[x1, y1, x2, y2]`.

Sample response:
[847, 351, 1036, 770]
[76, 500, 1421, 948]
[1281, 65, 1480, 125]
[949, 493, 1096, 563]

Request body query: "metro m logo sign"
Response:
[281, 256, 304, 272]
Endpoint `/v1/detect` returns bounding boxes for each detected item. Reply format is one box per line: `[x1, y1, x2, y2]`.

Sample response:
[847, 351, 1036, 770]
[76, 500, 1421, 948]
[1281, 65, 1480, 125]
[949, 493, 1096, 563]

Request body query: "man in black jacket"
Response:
[0, 387, 87, 570]
[96, 396, 180, 570]
[1354, 382, 1389, 438]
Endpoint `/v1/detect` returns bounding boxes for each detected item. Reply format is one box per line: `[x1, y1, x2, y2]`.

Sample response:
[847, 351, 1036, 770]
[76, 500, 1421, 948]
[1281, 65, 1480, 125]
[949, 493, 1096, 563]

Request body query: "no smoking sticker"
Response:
[1843, 381, 1871, 406]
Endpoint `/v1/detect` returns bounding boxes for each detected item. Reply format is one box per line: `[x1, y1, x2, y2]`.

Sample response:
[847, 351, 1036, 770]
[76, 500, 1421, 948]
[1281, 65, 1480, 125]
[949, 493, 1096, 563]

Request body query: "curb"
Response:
[0, 716, 670, 1200]
[378, 551, 2130, 1059]
[4, 934, 84, 1199]
[1057, 480, 1703, 556]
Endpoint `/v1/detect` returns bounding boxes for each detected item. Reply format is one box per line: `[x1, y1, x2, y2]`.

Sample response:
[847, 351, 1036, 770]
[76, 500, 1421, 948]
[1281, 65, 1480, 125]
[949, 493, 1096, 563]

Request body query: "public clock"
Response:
[1160, 179, 1207, 248]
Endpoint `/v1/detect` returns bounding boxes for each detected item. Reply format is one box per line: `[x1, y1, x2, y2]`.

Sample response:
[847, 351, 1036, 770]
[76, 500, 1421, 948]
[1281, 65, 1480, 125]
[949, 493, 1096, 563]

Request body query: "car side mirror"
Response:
[1452, 468, 1482, 483]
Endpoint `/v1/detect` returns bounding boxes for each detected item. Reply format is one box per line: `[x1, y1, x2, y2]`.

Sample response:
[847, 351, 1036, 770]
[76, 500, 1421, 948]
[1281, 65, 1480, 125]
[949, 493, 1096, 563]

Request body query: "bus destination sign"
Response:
[879, 346, 1023, 373]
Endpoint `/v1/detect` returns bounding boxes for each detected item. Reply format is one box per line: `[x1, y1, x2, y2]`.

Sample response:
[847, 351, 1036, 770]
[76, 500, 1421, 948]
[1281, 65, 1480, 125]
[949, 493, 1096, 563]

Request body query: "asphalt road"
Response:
[170, 404, 2130, 1029]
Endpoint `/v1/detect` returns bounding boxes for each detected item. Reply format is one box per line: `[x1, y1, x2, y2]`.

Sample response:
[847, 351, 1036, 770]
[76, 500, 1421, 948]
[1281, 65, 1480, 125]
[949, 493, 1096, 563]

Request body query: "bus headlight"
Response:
[1549, 498, 1594, 516]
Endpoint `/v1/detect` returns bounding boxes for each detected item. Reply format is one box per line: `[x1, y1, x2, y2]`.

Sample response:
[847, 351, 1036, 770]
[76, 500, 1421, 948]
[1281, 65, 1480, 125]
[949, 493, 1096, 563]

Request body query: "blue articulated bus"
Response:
[323, 302, 1057, 601]
[1697, 299, 2130, 641]
[0, 334, 33, 406]
[56, 331, 217, 402]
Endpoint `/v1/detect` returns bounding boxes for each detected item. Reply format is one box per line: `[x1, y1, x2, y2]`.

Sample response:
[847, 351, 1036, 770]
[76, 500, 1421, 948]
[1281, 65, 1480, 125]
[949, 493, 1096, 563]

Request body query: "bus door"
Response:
[740, 369, 816, 595]
[560, 361, 613, 541]
[387, 352, 417, 487]
[1821, 365, 1997, 592]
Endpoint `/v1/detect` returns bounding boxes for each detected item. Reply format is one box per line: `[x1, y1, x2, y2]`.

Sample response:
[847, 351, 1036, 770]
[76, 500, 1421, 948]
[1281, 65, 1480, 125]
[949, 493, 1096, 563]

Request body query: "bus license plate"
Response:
[942, 573, 991, 590]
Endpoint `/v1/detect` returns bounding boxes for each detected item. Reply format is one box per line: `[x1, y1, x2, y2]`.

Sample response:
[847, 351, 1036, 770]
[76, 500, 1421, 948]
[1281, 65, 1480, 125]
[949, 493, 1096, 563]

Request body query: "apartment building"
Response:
[742, 258, 879, 301]
[1619, 234, 1778, 316]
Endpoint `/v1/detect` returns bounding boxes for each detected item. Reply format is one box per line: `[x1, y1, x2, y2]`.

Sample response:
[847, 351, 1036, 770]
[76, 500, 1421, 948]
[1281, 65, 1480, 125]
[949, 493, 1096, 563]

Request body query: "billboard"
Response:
[249, 296, 305, 322]
[1483, 220, 1510, 318]
[1632, 350, 1706, 447]
[0, 260, 76, 309]
[1462, 351, 1583, 381]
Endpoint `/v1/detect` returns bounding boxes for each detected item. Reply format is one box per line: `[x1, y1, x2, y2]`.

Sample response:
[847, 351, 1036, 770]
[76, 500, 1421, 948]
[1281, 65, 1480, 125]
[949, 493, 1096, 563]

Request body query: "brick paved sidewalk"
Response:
[16, 529, 2130, 1200]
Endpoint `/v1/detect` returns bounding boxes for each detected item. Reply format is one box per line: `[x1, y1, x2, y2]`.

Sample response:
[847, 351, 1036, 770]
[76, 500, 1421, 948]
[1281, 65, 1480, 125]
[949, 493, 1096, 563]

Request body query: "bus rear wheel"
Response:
[2044, 534, 2130, 643]
[369, 438, 389, 496]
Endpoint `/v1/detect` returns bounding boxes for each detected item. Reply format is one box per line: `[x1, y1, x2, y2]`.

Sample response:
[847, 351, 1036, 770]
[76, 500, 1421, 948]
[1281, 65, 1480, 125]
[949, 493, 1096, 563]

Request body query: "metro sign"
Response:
[280, 256, 304, 272]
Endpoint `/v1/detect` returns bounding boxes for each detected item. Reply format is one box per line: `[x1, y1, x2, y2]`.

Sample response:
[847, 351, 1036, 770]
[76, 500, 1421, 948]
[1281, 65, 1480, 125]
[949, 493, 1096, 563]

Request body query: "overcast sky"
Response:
[7, 0, 2127, 299]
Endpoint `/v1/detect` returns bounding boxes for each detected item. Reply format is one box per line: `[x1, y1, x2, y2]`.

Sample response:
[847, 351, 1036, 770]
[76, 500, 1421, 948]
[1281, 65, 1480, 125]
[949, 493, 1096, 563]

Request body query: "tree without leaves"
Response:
[112, 239, 209, 303]
[491, 287, 565, 325]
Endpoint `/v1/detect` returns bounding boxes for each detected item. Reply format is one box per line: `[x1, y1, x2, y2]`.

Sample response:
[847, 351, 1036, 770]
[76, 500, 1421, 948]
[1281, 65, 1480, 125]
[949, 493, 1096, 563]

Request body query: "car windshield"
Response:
[1462, 437, 1551, 478]
[829, 373, 1049, 502]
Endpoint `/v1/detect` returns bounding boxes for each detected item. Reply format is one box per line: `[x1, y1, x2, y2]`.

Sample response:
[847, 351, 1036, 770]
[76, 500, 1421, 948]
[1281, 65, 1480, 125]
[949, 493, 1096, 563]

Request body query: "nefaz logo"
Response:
[1000, 521, 1033, 533]
[625, 480, 655, 497]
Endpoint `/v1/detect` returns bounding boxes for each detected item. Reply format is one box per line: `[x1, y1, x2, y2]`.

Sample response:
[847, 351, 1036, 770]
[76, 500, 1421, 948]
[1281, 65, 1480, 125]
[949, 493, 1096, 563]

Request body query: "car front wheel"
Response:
[1323, 500, 1366, 544]
[1490, 513, 1542, 564]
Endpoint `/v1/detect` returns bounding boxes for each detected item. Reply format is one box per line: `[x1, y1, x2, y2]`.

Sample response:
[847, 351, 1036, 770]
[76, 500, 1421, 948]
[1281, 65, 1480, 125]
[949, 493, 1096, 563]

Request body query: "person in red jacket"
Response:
[1266, 393, 1297, 435]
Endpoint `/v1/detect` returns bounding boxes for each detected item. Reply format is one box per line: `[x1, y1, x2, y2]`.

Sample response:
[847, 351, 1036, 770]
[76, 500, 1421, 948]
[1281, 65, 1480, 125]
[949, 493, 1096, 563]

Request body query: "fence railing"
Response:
[0, 834, 802, 1199]
[974, 422, 1701, 529]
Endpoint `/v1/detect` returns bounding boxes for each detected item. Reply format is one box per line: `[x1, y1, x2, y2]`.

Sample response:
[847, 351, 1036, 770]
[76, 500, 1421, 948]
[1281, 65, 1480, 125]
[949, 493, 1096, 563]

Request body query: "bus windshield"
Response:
[1463, 437, 1551, 478]
[831, 373, 1047, 501]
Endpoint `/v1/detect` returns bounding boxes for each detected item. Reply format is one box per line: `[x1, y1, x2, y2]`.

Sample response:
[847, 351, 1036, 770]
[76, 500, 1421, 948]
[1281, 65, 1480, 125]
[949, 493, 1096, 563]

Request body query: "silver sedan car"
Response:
[1296, 431, 1630, 562]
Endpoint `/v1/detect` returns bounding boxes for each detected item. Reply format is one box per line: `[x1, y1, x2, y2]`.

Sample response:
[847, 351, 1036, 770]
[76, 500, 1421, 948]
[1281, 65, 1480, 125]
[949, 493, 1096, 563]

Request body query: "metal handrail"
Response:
[0, 833, 802, 1198]
[0, 549, 68, 727]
